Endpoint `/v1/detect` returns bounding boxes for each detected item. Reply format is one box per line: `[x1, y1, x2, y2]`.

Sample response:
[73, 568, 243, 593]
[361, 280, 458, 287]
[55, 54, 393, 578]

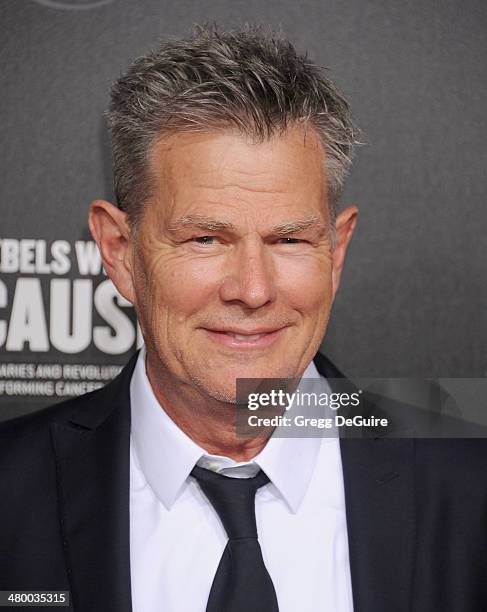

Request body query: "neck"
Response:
[145, 355, 272, 462]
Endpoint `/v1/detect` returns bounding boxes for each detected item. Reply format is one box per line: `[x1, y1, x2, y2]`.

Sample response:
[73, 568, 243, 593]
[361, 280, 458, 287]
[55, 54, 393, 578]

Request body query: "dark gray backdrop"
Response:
[1, 0, 486, 420]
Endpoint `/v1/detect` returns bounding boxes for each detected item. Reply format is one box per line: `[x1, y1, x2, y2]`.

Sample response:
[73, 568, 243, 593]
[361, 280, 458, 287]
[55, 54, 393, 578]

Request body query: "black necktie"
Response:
[191, 465, 279, 612]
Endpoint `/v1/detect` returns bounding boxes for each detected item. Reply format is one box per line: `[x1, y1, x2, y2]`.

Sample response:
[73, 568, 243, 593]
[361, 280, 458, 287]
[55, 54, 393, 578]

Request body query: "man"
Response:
[1, 25, 486, 612]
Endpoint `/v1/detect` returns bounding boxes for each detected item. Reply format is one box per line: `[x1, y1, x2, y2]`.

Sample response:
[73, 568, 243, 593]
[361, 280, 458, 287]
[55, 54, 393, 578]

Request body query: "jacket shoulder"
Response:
[0, 387, 106, 482]
[0, 352, 138, 458]
[1, 386, 103, 436]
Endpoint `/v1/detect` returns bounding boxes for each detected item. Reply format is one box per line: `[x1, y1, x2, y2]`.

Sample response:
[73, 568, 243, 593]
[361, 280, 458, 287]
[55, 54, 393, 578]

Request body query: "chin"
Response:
[227, 358, 297, 378]
[194, 361, 298, 402]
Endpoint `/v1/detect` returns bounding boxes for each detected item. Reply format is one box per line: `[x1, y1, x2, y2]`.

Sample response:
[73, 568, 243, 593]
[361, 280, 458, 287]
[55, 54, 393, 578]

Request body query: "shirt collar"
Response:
[130, 347, 326, 513]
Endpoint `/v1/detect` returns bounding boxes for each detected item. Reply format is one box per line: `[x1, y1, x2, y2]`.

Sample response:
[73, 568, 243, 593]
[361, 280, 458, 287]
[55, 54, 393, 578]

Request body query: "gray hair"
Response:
[107, 24, 358, 232]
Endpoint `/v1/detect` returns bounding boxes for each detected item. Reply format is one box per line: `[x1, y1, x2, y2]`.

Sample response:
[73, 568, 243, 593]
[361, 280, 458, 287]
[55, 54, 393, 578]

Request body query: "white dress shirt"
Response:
[129, 347, 354, 612]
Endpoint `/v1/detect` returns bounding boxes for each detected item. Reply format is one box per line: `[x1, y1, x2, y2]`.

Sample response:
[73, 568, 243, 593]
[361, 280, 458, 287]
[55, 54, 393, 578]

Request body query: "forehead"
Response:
[147, 125, 328, 221]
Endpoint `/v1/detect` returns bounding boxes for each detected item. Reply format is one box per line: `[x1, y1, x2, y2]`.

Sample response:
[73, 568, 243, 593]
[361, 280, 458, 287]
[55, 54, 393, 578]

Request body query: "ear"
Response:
[331, 205, 358, 297]
[88, 199, 136, 304]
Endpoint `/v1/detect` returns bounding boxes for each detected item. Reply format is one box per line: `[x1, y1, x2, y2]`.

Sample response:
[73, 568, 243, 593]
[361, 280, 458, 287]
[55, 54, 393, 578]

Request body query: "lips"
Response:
[227, 332, 265, 341]
[201, 326, 288, 349]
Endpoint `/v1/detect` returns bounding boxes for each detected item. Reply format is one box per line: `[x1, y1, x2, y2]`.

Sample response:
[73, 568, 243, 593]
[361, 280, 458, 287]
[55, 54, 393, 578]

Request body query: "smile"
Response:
[201, 327, 287, 349]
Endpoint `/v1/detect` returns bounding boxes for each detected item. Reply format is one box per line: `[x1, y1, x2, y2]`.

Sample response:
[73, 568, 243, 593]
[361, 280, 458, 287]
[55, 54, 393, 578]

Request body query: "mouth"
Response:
[200, 326, 289, 349]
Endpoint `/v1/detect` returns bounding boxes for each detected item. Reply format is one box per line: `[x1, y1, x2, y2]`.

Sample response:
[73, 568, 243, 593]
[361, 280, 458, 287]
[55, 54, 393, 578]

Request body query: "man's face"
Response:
[126, 126, 352, 402]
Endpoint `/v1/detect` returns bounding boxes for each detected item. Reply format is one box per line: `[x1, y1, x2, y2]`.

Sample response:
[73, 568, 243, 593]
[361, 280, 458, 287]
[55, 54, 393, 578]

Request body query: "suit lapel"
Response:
[51, 353, 137, 612]
[340, 437, 415, 612]
[314, 353, 415, 612]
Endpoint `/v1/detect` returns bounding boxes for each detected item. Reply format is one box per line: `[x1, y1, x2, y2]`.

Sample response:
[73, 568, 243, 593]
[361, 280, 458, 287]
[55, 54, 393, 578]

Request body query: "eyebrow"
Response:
[272, 217, 326, 237]
[168, 214, 326, 236]
[168, 215, 236, 233]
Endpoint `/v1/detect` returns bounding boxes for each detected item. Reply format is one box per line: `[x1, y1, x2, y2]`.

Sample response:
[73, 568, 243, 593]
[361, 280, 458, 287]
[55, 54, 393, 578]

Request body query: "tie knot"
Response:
[191, 465, 270, 539]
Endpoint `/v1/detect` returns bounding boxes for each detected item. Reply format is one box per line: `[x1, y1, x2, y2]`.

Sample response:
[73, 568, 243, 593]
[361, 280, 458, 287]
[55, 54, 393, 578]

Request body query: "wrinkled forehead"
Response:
[144, 125, 329, 224]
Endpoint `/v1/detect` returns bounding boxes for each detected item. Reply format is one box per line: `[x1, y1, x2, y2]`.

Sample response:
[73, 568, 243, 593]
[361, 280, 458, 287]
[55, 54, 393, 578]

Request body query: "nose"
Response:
[219, 237, 277, 309]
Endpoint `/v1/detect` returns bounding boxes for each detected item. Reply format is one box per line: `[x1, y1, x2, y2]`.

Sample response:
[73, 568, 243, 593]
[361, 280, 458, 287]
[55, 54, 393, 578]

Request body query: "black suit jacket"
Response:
[1, 352, 487, 612]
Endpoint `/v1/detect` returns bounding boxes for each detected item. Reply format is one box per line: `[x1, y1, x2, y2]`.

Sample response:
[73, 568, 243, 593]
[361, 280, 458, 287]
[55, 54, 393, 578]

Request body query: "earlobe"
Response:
[331, 205, 358, 297]
[88, 199, 136, 304]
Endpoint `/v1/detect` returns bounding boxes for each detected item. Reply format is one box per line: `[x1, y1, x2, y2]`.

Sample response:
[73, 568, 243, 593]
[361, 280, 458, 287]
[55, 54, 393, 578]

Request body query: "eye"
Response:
[193, 236, 216, 245]
[278, 237, 305, 244]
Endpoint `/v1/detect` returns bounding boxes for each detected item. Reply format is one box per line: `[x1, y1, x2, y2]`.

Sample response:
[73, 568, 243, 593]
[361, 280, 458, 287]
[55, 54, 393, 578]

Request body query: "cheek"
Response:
[141, 253, 220, 322]
[275, 255, 333, 314]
